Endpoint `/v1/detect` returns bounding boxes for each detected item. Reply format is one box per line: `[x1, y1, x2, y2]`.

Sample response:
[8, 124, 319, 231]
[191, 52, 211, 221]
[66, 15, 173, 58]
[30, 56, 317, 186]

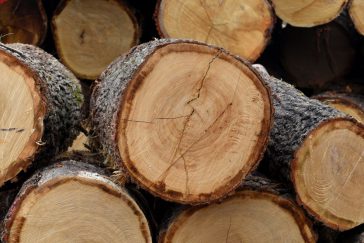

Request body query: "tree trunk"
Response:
[271, 0, 347, 27]
[1, 159, 152, 243]
[0, 43, 83, 186]
[349, 0, 364, 36]
[0, 0, 47, 45]
[253, 64, 364, 231]
[52, 0, 141, 80]
[313, 92, 364, 123]
[91, 39, 273, 204]
[154, 0, 275, 61]
[159, 175, 316, 243]
[279, 21, 356, 89]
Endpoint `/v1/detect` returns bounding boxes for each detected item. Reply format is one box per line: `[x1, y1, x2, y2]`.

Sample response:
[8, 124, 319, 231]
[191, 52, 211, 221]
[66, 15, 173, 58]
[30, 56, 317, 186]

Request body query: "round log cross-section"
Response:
[91, 39, 272, 204]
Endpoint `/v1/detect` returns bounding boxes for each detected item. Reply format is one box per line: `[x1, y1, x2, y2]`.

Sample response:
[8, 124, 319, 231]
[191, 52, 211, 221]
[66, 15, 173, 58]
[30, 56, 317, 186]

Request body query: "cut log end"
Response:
[3, 162, 152, 243]
[119, 42, 272, 204]
[349, 0, 364, 36]
[52, 0, 140, 79]
[0, 0, 47, 45]
[293, 118, 364, 230]
[160, 190, 316, 243]
[0, 50, 44, 186]
[155, 0, 274, 61]
[271, 0, 347, 27]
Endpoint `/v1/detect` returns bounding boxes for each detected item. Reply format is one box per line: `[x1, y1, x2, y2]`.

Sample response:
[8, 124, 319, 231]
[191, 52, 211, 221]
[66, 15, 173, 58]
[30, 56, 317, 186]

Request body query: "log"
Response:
[0, 160, 152, 243]
[91, 39, 272, 204]
[154, 0, 275, 61]
[160, 175, 316, 243]
[349, 0, 364, 35]
[279, 22, 356, 89]
[253, 64, 364, 230]
[0, 0, 47, 45]
[0, 43, 83, 186]
[52, 0, 141, 80]
[271, 0, 347, 27]
[313, 92, 364, 124]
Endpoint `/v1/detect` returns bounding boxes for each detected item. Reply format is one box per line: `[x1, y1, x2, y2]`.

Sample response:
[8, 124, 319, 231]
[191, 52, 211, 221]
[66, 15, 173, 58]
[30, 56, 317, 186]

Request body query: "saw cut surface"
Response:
[271, 0, 347, 27]
[8, 178, 151, 243]
[52, 0, 138, 79]
[294, 119, 364, 230]
[119, 43, 271, 203]
[0, 54, 42, 185]
[350, 0, 364, 35]
[161, 191, 315, 243]
[156, 0, 274, 61]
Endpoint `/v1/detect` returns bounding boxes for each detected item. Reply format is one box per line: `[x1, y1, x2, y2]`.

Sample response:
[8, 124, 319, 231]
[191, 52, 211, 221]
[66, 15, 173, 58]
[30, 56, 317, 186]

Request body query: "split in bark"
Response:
[1, 160, 152, 243]
[271, 0, 347, 27]
[52, 0, 141, 80]
[155, 0, 275, 61]
[0, 43, 83, 186]
[160, 175, 316, 243]
[91, 39, 272, 204]
[0, 0, 47, 45]
[253, 64, 364, 231]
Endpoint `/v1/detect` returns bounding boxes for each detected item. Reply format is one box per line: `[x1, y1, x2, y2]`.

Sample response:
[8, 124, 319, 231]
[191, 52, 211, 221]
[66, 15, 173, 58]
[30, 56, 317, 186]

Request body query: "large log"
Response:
[0, 43, 83, 186]
[0, 159, 152, 243]
[160, 175, 316, 243]
[52, 0, 141, 80]
[253, 64, 364, 230]
[0, 0, 47, 45]
[313, 92, 364, 124]
[154, 0, 275, 61]
[271, 0, 347, 27]
[91, 39, 272, 204]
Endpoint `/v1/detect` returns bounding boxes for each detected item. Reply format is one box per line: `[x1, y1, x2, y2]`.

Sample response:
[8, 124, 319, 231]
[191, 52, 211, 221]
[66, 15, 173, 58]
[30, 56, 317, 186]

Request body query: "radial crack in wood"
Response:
[1, 161, 152, 243]
[271, 0, 347, 27]
[52, 0, 140, 79]
[91, 39, 272, 204]
[155, 0, 274, 61]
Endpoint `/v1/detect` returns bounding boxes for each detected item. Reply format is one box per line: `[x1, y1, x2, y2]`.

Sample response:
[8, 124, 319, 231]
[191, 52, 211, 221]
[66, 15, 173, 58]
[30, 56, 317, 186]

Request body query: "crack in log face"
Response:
[119, 42, 271, 203]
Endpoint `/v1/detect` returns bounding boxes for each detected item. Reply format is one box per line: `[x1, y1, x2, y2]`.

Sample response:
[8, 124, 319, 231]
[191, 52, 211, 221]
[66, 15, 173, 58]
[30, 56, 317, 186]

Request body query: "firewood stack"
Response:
[0, 0, 363, 242]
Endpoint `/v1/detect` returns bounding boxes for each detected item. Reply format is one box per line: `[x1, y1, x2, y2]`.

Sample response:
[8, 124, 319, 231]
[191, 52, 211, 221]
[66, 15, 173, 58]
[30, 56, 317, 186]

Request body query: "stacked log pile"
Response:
[0, 0, 363, 242]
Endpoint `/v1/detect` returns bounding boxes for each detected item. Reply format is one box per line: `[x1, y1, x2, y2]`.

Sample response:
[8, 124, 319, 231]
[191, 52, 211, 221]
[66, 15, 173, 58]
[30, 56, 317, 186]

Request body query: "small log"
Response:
[279, 21, 356, 89]
[160, 175, 316, 243]
[349, 0, 364, 35]
[271, 0, 347, 27]
[52, 0, 141, 80]
[154, 0, 275, 61]
[253, 64, 364, 230]
[313, 92, 364, 124]
[91, 39, 272, 204]
[0, 0, 47, 45]
[1, 160, 152, 243]
[0, 43, 83, 186]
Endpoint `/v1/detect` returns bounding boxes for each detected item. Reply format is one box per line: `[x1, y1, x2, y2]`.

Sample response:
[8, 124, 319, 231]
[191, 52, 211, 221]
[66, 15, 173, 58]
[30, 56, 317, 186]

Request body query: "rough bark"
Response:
[0, 43, 83, 185]
[91, 38, 272, 204]
[253, 64, 364, 230]
[1, 159, 152, 243]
